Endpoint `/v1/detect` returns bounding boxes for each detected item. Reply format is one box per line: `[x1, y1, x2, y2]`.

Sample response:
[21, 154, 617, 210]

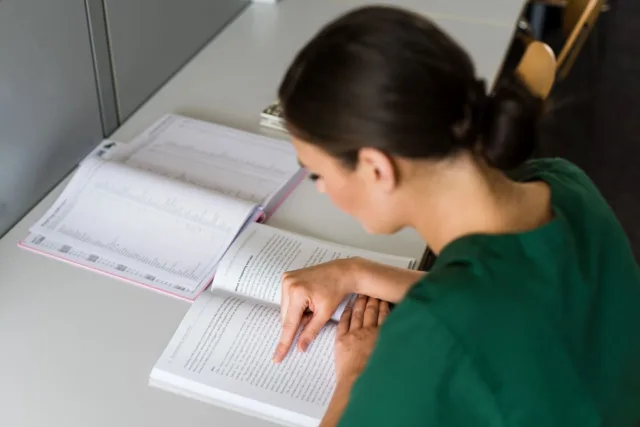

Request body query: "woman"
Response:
[272, 5, 640, 427]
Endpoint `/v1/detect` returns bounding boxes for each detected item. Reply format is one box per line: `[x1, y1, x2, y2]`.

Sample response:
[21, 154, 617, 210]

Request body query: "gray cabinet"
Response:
[0, 0, 104, 236]
[101, 0, 249, 122]
[0, 0, 249, 237]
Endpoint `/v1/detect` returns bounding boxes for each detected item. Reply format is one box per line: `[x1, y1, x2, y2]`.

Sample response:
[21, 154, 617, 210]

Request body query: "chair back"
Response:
[557, 0, 605, 79]
[516, 41, 557, 99]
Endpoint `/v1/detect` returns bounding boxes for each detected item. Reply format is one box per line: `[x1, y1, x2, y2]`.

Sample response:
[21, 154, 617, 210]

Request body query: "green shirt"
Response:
[338, 159, 640, 427]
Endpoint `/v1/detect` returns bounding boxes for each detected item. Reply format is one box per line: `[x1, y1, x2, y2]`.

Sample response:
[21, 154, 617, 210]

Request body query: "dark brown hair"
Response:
[278, 6, 543, 170]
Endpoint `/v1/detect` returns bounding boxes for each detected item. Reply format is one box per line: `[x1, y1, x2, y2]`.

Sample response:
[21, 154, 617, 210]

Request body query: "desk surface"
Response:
[0, 1, 524, 426]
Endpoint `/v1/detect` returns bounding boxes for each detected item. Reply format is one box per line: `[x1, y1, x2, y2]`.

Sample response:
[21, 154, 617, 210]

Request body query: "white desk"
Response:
[0, 1, 525, 426]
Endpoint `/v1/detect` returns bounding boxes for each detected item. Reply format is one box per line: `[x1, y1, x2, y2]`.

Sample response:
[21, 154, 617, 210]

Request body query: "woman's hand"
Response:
[273, 258, 362, 363]
[318, 296, 389, 427]
[274, 257, 424, 363]
[334, 295, 389, 382]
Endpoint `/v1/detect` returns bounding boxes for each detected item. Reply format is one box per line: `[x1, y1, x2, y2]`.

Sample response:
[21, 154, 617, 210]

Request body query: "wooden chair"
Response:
[515, 41, 557, 99]
[519, 0, 607, 80]
[529, 0, 609, 11]
[555, 0, 605, 79]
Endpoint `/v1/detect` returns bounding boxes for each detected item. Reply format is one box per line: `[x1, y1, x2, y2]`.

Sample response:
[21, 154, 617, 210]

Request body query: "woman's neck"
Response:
[403, 155, 553, 254]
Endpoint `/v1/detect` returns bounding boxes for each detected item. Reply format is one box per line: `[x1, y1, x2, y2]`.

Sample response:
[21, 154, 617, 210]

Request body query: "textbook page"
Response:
[114, 114, 303, 210]
[211, 223, 416, 318]
[151, 291, 334, 427]
[28, 157, 257, 293]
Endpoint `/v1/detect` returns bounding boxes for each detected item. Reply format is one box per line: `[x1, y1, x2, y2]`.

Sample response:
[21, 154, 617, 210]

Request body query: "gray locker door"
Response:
[0, 0, 104, 237]
[103, 0, 249, 122]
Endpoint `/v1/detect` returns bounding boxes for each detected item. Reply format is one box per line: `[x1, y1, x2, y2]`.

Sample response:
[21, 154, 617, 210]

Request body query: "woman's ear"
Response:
[357, 148, 397, 191]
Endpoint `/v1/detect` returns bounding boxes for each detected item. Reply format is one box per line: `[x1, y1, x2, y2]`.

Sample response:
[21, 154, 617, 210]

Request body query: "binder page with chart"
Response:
[114, 114, 304, 214]
[20, 232, 196, 296]
[22, 157, 259, 299]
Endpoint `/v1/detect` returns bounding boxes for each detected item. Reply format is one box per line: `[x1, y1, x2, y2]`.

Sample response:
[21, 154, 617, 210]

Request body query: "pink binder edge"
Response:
[262, 170, 306, 219]
[17, 239, 210, 302]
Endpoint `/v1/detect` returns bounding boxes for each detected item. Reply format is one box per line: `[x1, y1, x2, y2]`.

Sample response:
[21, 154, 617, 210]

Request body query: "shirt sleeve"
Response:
[336, 297, 505, 427]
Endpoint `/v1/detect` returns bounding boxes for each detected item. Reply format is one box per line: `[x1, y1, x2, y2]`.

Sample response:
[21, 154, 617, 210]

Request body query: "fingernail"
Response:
[299, 340, 308, 352]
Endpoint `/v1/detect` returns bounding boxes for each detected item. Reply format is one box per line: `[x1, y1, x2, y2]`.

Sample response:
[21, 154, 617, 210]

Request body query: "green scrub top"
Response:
[338, 158, 640, 427]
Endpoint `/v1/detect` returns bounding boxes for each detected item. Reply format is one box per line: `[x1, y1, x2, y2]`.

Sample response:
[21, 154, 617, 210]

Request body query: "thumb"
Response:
[298, 309, 331, 352]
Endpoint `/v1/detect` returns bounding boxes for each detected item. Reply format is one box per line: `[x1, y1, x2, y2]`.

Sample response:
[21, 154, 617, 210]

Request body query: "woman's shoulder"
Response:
[511, 157, 603, 201]
[520, 158, 635, 263]
[511, 158, 612, 210]
[514, 158, 627, 247]
[511, 157, 588, 183]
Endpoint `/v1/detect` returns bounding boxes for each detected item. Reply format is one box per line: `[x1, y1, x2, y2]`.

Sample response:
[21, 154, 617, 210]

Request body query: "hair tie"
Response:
[471, 79, 489, 114]
[469, 78, 490, 137]
[452, 78, 490, 143]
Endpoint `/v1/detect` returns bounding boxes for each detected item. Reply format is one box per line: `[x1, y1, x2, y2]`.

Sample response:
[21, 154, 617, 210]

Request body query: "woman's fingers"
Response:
[280, 275, 291, 324]
[350, 294, 367, 330]
[300, 312, 313, 329]
[337, 304, 352, 337]
[363, 297, 380, 327]
[274, 294, 307, 363]
[299, 308, 331, 352]
[378, 300, 390, 324]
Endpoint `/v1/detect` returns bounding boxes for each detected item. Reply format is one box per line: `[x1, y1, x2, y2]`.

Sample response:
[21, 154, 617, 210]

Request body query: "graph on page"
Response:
[57, 225, 204, 281]
[30, 158, 257, 288]
[92, 179, 237, 234]
[121, 115, 300, 205]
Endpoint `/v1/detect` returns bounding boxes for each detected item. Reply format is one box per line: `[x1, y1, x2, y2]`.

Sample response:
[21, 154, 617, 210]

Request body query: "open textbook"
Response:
[19, 114, 305, 300]
[150, 222, 416, 426]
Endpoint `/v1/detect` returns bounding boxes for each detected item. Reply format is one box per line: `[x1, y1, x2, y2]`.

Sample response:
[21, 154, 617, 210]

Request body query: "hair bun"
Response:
[479, 75, 544, 170]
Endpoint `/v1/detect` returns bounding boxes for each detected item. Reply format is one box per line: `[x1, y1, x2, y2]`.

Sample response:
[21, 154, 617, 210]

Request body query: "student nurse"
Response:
[272, 5, 640, 427]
